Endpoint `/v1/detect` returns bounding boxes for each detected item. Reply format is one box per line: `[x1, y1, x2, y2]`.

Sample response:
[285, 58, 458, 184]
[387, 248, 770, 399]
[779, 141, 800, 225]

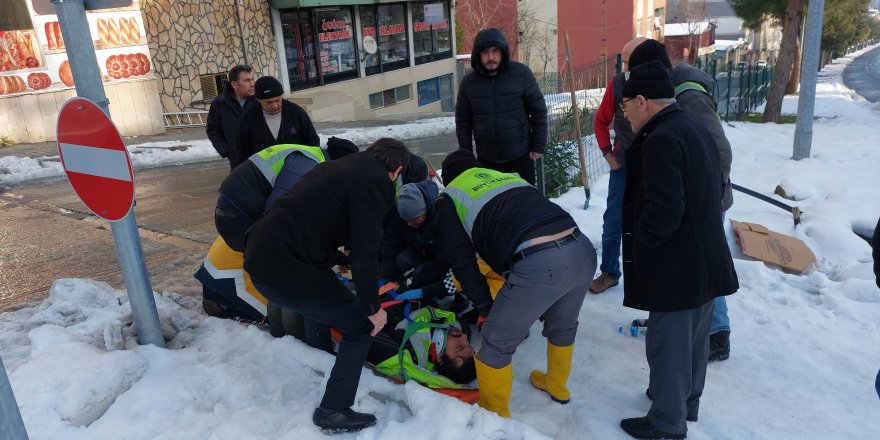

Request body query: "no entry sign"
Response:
[57, 97, 134, 221]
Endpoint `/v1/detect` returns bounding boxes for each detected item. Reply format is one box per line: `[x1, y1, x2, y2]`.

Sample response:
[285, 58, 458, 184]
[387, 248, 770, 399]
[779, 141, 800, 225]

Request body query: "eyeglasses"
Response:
[619, 97, 635, 112]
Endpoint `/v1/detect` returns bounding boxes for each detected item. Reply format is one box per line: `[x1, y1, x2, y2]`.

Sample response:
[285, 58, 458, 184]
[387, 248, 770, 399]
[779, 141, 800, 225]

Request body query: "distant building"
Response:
[664, 21, 717, 66]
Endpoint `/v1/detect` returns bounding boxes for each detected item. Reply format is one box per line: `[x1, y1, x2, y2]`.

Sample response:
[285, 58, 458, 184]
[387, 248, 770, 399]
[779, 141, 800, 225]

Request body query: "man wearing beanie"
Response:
[628, 39, 737, 363]
[233, 75, 320, 168]
[379, 180, 452, 304]
[437, 149, 597, 417]
[617, 62, 738, 440]
[455, 28, 548, 185]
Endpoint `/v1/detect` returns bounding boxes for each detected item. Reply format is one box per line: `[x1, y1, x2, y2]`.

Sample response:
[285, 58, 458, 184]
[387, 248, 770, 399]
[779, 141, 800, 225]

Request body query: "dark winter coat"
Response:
[437, 154, 576, 315]
[380, 180, 449, 299]
[206, 82, 257, 165]
[243, 152, 395, 316]
[622, 104, 738, 312]
[670, 64, 734, 211]
[873, 217, 879, 289]
[455, 28, 548, 163]
[214, 150, 326, 252]
[233, 100, 320, 168]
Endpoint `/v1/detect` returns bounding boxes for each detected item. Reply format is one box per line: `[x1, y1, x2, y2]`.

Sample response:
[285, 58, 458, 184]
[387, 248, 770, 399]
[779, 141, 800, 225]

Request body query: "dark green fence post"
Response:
[725, 61, 733, 122]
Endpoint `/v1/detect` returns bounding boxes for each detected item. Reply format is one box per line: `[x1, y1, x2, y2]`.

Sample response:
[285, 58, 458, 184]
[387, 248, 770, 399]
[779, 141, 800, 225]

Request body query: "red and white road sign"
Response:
[57, 97, 134, 221]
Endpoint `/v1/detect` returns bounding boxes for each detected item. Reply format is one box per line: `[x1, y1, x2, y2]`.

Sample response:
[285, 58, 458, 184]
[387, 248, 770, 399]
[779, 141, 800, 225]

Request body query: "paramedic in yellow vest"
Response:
[437, 149, 597, 417]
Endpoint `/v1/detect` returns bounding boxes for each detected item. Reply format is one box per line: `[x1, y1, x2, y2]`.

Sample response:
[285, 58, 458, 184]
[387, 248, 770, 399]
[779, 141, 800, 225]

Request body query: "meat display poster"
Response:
[0, 0, 154, 96]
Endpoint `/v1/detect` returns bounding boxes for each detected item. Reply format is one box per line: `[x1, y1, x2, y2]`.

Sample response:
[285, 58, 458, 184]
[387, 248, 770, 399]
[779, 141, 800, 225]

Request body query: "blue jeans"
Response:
[711, 211, 731, 334]
[600, 167, 627, 279]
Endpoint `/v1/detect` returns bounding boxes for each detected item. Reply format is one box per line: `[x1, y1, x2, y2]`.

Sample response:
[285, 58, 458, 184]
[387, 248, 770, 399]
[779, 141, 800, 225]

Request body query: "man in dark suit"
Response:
[617, 62, 739, 440]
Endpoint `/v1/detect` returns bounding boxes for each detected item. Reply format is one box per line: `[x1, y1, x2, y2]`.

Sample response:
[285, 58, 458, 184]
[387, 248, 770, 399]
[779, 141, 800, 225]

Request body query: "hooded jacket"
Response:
[622, 104, 738, 312]
[206, 82, 257, 165]
[670, 64, 734, 211]
[455, 28, 548, 163]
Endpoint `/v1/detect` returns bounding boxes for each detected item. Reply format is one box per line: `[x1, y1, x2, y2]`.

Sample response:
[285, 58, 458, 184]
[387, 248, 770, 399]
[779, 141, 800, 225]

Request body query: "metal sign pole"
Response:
[792, 0, 826, 160]
[1, 356, 28, 439]
[53, 0, 165, 347]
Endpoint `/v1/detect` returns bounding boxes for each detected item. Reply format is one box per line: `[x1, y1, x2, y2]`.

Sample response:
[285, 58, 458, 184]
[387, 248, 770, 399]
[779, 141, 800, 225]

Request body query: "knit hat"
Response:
[405, 154, 429, 184]
[326, 137, 359, 160]
[440, 149, 481, 187]
[628, 39, 672, 70]
[254, 76, 283, 99]
[397, 183, 426, 220]
[622, 61, 674, 99]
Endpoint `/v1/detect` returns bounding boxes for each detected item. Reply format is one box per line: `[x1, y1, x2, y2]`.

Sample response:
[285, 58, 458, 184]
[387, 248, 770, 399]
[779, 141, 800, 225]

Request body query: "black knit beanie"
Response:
[326, 136, 359, 160]
[628, 40, 672, 70]
[622, 61, 675, 99]
[254, 76, 284, 99]
[441, 149, 481, 186]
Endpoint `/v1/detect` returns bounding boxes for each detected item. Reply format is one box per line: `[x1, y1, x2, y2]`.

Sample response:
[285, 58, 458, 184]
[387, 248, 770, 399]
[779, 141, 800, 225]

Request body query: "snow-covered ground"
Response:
[2, 45, 880, 439]
[0, 117, 456, 186]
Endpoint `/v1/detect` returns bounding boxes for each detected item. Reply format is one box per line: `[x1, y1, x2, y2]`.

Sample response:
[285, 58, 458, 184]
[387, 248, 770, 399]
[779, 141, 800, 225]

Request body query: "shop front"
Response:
[269, 0, 456, 121]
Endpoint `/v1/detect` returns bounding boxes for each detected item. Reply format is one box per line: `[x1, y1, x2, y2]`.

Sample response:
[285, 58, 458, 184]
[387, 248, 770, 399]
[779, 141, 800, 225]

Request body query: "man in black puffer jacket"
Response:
[206, 65, 257, 170]
[455, 28, 548, 185]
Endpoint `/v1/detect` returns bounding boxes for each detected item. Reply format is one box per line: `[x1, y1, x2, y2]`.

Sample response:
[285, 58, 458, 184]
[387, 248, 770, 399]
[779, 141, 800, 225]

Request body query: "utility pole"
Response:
[601, 0, 608, 85]
[792, 0, 825, 160]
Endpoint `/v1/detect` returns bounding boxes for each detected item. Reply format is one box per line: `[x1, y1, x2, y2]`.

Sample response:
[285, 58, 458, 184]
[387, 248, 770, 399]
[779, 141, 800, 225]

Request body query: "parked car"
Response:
[756, 60, 768, 68]
[736, 61, 747, 70]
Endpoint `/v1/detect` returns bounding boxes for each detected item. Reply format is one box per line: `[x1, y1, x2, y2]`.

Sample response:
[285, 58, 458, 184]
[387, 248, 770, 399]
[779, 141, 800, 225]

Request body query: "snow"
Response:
[2, 45, 880, 439]
[0, 118, 456, 186]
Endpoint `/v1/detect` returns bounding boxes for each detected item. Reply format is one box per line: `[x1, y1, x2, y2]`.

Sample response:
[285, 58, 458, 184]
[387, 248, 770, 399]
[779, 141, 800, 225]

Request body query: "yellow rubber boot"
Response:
[475, 357, 513, 417]
[529, 343, 574, 404]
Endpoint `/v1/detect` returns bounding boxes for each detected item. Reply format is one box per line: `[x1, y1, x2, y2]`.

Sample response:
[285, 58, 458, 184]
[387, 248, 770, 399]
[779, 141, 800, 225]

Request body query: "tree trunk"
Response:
[787, 35, 801, 95]
[763, 0, 804, 123]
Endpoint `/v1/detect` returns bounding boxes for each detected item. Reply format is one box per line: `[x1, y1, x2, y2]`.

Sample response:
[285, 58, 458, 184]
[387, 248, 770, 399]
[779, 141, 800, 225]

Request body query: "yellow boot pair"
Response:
[529, 343, 574, 404]
[475, 357, 512, 417]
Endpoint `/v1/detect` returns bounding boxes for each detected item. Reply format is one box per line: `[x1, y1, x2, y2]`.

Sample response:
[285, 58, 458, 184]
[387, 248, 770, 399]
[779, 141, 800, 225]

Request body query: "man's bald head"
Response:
[622, 37, 648, 70]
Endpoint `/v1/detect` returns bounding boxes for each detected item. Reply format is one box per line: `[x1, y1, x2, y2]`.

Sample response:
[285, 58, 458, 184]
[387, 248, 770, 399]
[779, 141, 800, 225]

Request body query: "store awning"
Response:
[270, 0, 402, 9]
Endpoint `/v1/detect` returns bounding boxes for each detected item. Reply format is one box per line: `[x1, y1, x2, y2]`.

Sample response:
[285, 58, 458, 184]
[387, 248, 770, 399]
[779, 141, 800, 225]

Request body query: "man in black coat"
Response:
[455, 28, 548, 185]
[206, 65, 257, 169]
[243, 138, 410, 434]
[233, 76, 320, 169]
[617, 62, 738, 440]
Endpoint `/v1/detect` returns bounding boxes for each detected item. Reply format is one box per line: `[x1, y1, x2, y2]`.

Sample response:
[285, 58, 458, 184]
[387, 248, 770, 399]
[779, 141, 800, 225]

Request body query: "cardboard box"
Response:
[730, 220, 816, 273]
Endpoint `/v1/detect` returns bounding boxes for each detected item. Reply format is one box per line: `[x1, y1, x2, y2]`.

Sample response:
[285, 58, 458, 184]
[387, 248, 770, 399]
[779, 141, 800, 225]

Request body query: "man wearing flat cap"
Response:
[233, 75, 320, 169]
[617, 61, 738, 440]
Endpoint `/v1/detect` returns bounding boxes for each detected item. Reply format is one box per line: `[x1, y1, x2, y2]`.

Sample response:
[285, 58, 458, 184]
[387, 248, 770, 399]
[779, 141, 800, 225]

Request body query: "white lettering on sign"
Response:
[59, 143, 132, 181]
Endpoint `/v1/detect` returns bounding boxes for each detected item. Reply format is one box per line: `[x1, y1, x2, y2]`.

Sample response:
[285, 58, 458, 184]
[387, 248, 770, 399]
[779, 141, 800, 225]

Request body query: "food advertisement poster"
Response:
[0, 0, 154, 96]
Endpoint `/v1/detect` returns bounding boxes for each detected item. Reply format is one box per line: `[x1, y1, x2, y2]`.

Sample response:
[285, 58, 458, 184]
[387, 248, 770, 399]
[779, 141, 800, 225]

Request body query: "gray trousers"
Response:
[478, 233, 597, 368]
[646, 301, 714, 435]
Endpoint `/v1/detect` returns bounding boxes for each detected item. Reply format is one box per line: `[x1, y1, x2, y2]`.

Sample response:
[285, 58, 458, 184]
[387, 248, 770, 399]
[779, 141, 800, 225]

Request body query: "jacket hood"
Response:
[670, 64, 713, 94]
[416, 179, 440, 218]
[470, 28, 510, 75]
[222, 81, 237, 100]
[405, 154, 429, 184]
[441, 149, 481, 186]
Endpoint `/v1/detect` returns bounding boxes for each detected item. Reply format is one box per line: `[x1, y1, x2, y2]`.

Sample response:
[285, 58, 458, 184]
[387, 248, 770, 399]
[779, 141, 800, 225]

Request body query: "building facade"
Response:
[663, 21, 716, 65]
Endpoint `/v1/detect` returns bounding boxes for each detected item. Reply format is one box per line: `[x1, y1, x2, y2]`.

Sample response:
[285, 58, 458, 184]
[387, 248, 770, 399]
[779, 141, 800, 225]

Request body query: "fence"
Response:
[538, 57, 774, 198]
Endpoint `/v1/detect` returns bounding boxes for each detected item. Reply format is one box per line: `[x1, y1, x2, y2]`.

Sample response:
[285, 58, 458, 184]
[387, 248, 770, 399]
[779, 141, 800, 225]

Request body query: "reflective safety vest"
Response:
[202, 236, 268, 316]
[674, 81, 721, 121]
[248, 144, 326, 186]
[443, 168, 530, 239]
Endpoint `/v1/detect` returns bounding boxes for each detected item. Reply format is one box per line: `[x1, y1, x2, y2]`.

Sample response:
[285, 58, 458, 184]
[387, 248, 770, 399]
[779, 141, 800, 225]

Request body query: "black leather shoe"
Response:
[709, 330, 731, 362]
[645, 390, 697, 422]
[312, 407, 377, 434]
[620, 416, 686, 439]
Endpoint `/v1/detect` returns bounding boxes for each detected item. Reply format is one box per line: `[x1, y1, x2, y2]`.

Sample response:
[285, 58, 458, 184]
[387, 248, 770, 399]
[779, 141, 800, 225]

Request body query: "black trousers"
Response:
[479, 153, 536, 185]
[253, 278, 374, 411]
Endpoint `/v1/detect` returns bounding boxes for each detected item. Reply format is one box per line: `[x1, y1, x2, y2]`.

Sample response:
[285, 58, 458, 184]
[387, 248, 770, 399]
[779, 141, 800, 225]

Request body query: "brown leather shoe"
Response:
[589, 272, 619, 293]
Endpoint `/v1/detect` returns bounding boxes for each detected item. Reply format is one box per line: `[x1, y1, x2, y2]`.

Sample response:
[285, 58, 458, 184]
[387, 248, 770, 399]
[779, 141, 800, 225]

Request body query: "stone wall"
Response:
[141, 0, 278, 113]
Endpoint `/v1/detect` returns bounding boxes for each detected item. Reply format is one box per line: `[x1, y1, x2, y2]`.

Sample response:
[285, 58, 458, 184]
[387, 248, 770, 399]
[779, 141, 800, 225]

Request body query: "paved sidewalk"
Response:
[0, 112, 454, 160]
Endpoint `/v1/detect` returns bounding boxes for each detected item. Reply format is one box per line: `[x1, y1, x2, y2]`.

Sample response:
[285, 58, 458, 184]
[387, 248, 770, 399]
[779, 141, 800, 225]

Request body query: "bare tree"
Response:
[670, 0, 710, 64]
[516, 0, 556, 76]
[456, 0, 518, 57]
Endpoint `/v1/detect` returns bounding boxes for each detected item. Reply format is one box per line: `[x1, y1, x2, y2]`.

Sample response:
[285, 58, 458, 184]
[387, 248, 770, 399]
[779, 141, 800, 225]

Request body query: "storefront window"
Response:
[281, 10, 318, 91]
[360, 4, 408, 76]
[315, 8, 358, 84]
[412, 1, 451, 65]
